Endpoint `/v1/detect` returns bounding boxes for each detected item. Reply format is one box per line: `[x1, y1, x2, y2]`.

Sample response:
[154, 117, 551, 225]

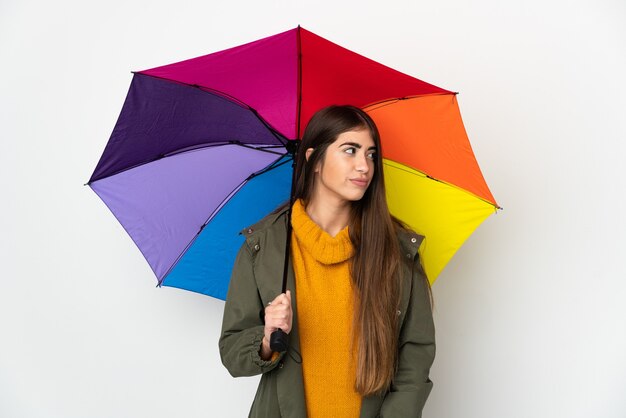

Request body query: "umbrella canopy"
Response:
[88, 26, 498, 300]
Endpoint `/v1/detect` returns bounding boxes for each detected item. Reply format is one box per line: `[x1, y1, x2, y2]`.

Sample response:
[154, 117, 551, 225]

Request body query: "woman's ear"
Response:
[305, 147, 314, 162]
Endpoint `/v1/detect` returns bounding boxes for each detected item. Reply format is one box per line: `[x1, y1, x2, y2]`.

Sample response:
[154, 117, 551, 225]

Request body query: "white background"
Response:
[1, 0, 625, 417]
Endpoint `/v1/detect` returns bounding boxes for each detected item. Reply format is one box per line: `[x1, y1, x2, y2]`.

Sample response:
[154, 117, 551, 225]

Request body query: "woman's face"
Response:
[307, 128, 376, 206]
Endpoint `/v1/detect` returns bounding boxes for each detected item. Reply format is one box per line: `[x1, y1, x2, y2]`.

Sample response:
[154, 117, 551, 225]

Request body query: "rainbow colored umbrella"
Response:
[88, 26, 498, 300]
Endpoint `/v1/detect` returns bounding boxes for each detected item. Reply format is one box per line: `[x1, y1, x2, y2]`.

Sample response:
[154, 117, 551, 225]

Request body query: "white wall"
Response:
[1, 0, 625, 417]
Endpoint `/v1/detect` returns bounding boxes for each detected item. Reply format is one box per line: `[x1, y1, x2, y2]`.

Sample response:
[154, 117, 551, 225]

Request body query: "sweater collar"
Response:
[291, 199, 354, 265]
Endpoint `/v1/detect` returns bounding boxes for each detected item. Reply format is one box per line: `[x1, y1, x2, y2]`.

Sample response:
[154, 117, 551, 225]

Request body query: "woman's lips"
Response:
[350, 179, 369, 187]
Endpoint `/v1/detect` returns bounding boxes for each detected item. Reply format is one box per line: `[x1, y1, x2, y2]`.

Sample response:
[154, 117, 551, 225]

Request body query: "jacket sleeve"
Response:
[219, 241, 284, 377]
[379, 258, 436, 417]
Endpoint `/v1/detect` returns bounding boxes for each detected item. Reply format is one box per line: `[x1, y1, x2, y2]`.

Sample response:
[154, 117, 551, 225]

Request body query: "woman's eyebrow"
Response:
[339, 142, 377, 150]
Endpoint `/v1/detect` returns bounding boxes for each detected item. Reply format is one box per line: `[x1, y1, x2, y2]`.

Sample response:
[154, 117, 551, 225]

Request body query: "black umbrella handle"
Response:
[270, 328, 289, 353]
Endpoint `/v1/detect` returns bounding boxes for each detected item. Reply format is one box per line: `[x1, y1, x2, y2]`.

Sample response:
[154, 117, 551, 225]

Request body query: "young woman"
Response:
[219, 105, 435, 418]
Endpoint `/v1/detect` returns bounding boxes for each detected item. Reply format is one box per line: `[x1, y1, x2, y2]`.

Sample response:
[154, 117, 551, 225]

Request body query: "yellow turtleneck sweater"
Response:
[290, 199, 361, 418]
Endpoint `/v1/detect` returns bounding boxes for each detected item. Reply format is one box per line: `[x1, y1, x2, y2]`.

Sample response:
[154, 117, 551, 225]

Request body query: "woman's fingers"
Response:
[266, 292, 292, 311]
[267, 305, 290, 316]
[263, 292, 294, 337]
[267, 310, 291, 325]
[270, 292, 291, 307]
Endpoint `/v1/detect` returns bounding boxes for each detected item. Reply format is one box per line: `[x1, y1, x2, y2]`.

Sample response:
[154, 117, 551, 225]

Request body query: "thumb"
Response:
[285, 290, 292, 303]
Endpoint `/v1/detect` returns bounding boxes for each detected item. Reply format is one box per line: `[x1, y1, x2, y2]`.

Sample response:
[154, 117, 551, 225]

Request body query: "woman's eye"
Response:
[344, 147, 356, 155]
[367, 152, 376, 160]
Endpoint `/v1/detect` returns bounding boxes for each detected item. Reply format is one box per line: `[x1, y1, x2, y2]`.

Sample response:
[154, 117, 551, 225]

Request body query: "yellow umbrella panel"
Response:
[384, 160, 496, 283]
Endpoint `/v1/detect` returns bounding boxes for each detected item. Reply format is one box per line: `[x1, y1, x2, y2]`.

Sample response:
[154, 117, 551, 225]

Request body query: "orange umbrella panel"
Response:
[368, 94, 498, 207]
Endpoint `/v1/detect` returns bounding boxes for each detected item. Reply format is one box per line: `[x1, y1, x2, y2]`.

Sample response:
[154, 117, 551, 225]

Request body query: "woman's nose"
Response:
[355, 153, 370, 173]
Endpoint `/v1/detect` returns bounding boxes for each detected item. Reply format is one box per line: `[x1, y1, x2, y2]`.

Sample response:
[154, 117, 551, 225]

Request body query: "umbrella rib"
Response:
[383, 161, 502, 210]
[296, 25, 303, 139]
[134, 72, 253, 112]
[201, 153, 290, 228]
[255, 145, 288, 149]
[248, 154, 293, 179]
[133, 72, 290, 146]
[231, 142, 286, 155]
[86, 141, 286, 184]
[157, 178, 249, 286]
[363, 92, 457, 112]
[161, 141, 286, 156]
[158, 153, 293, 286]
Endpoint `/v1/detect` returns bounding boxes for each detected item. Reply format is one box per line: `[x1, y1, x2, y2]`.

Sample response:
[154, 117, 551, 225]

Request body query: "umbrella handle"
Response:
[270, 328, 289, 353]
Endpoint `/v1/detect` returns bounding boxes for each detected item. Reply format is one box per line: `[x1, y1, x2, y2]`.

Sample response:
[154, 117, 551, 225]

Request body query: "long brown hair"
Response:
[293, 105, 403, 395]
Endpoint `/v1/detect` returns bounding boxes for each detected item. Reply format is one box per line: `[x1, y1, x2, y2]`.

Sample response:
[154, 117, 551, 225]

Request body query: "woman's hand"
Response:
[260, 290, 292, 360]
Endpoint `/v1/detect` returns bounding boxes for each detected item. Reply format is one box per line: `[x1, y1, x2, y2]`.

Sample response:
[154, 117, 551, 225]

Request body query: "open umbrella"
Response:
[88, 26, 499, 300]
